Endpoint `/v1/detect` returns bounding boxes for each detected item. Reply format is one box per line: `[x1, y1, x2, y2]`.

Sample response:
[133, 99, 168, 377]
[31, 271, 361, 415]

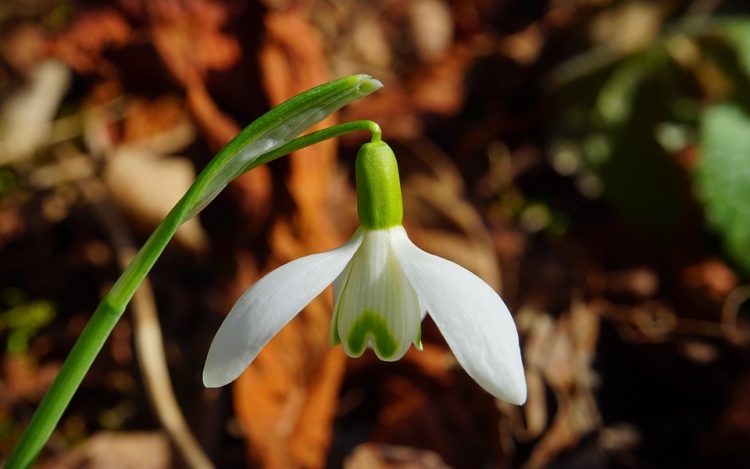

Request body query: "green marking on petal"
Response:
[414, 325, 423, 351]
[330, 320, 342, 346]
[329, 261, 354, 348]
[345, 310, 399, 359]
[329, 297, 342, 346]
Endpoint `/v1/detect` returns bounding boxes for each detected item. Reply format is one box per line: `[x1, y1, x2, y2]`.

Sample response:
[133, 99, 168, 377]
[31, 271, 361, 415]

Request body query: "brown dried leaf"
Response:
[409, 46, 469, 116]
[515, 302, 601, 462]
[1, 23, 46, 74]
[102, 147, 209, 253]
[0, 60, 71, 165]
[186, 79, 240, 149]
[521, 397, 581, 469]
[47, 8, 131, 76]
[121, 95, 189, 145]
[186, 78, 273, 228]
[149, 0, 241, 84]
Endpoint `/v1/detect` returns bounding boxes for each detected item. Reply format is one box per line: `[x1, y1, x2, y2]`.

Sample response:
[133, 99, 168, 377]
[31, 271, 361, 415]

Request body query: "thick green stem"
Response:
[4, 120, 380, 469]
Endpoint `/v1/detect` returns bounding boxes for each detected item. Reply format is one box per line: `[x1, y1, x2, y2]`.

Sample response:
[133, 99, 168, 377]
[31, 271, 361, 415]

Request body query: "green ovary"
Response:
[345, 310, 398, 359]
[355, 141, 403, 229]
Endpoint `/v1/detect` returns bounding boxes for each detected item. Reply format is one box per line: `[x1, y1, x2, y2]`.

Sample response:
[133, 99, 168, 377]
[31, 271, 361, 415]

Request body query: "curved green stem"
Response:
[250, 120, 381, 169]
[4, 120, 380, 469]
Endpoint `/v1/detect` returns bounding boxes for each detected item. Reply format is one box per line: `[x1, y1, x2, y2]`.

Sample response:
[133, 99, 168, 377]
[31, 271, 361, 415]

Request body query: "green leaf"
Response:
[695, 101, 750, 273]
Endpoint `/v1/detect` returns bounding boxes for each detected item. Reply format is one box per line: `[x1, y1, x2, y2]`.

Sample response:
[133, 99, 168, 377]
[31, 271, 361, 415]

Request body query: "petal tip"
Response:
[504, 380, 528, 406]
[202, 366, 228, 389]
[488, 359, 528, 405]
[472, 373, 525, 405]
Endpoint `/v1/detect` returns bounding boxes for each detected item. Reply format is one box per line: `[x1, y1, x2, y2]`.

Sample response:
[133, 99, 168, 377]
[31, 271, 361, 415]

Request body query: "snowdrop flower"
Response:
[203, 139, 527, 404]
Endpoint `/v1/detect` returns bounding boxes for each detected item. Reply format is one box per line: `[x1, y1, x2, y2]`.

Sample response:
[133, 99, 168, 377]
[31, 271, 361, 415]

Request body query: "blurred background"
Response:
[1, 0, 750, 467]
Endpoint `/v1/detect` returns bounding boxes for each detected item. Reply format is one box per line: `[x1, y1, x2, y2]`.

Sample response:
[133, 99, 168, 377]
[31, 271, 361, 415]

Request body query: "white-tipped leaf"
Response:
[332, 229, 422, 361]
[203, 229, 365, 387]
[390, 227, 527, 405]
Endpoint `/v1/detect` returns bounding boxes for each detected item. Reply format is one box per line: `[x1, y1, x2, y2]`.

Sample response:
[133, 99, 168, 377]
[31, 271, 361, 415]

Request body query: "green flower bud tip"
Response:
[356, 77, 383, 95]
[355, 140, 404, 229]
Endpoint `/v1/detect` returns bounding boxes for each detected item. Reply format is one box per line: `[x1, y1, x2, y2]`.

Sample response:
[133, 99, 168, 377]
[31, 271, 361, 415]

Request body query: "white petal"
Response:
[334, 229, 422, 361]
[203, 228, 365, 387]
[390, 227, 527, 404]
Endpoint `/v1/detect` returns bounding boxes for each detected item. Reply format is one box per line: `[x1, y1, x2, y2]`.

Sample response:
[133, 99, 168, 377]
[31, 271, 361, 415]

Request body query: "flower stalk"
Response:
[5, 75, 382, 469]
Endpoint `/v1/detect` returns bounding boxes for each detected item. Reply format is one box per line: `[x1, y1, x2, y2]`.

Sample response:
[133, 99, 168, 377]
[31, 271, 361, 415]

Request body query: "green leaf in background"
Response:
[591, 53, 686, 238]
[695, 102, 750, 274]
[551, 50, 686, 238]
[719, 19, 750, 79]
[0, 288, 56, 355]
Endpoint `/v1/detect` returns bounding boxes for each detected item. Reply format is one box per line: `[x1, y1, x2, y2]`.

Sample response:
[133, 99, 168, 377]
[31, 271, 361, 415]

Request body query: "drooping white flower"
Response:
[203, 140, 527, 405]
